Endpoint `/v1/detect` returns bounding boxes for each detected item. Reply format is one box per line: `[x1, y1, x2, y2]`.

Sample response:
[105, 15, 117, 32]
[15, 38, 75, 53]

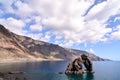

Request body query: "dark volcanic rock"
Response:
[65, 55, 95, 74]
[65, 58, 85, 74]
[81, 54, 93, 72]
[8, 71, 25, 74]
[0, 71, 26, 80]
[0, 24, 12, 37]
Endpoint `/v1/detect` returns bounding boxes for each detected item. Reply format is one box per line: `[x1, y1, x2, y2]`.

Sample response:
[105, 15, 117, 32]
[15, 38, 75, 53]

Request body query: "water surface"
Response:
[0, 61, 120, 80]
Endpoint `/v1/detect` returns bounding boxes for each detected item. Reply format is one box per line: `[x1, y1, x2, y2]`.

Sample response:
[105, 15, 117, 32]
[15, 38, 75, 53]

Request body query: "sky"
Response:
[0, 0, 120, 60]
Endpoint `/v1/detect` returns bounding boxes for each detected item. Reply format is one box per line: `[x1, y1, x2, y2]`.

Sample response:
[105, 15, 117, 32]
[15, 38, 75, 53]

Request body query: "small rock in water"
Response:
[8, 71, 25, 74]
[58, 72, 64, 74]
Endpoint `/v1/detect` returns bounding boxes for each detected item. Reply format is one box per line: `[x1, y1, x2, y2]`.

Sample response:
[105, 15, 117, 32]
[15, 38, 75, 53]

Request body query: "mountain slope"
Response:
[0, 24, 107, 62]
[0, 24, 36, 61]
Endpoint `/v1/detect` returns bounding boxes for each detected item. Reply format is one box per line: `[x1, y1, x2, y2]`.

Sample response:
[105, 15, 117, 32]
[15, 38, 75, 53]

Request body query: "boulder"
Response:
[8, 71, 25, 74]
[0, 71, 26, 80]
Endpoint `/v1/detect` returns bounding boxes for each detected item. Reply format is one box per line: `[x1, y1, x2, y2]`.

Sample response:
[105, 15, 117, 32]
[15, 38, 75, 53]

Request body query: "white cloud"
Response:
[111, 32, 120, 40]
[26, 33, 42, 40]
[114, 16, 120, 22]
[28, 0, 94, 17]
[13, 0, 33, 18]
[0, 0, 15, 13]
[27, 0, 118, 47]
[0, 17, 26, 35]
[6, 17, 25, 28]
[110, 25, 120, 40]
[30, 24, 42, 32]
[86, 48, 95, 53]
[86, 0, 120, 22]
[40, 34, 50, 42]
[40, 32, 51, 42]
[0, 0, 120, 48]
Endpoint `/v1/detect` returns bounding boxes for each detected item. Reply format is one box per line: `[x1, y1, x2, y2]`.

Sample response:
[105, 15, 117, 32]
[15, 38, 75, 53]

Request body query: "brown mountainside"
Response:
[0, 24, 108, 62]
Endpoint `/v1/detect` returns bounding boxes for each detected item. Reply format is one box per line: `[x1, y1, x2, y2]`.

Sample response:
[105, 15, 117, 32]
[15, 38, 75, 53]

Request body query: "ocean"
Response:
[0, 61, 120, 80]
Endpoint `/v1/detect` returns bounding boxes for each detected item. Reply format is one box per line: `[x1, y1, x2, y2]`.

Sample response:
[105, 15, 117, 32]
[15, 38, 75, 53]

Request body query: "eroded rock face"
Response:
[65, 54, 94, 74]
[81, 54, 93, 72]
[65, 58, 85, 74]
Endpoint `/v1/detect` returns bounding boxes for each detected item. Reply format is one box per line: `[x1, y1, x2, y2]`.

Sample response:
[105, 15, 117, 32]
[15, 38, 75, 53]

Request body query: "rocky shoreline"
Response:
[0, 58, 64, 63]
[0, 71, 26, 80]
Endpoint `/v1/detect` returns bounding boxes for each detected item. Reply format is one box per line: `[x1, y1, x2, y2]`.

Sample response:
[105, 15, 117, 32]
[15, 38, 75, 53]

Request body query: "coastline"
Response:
[0, 58, 112, 64]
[0, 58, 65, 63]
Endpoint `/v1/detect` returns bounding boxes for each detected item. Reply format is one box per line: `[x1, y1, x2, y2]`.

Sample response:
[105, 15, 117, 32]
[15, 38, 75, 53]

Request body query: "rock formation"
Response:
[65, 54, 94, 74]
[81, 54, 93, 72]
[65, 58, 85, 74]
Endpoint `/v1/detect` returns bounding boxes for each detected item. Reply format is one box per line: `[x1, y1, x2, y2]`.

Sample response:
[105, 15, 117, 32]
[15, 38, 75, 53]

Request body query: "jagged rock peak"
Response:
[0, 24, 11, 37]
[0, 24, 8, 32]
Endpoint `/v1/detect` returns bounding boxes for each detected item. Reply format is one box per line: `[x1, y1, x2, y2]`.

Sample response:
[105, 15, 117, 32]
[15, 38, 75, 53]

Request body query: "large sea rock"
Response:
[65, 58, 86, 74]
[65, 54, 94, 74]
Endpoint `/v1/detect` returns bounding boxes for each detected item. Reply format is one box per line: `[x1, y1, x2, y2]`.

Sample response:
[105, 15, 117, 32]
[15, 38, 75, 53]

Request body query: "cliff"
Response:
[0, 24, 108, 62]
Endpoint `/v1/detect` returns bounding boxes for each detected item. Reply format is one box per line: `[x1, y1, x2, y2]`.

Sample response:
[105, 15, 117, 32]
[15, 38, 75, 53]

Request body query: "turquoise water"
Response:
[0, 61, 120, 80]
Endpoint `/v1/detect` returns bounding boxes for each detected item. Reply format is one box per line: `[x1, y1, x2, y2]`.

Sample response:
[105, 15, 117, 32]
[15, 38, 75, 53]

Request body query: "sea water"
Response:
[0, 61, 120, 80]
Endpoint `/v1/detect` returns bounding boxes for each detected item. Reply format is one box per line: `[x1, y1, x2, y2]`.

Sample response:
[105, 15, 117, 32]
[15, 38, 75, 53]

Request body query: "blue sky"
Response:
[0, 0, 120, 60]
